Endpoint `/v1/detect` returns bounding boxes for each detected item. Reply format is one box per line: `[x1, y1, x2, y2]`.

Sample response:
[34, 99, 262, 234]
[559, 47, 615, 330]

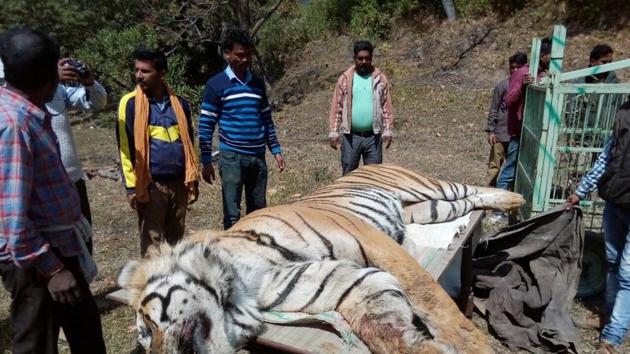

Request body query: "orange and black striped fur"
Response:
[118, 164, 524, 353]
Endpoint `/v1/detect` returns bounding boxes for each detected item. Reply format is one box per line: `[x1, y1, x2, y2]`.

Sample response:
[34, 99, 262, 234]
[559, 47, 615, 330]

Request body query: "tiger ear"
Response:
[117, 260, 143, 290]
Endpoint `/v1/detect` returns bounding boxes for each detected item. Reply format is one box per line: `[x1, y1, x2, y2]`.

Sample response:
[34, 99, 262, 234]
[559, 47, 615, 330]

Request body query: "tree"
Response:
[442, 0, 457, 20]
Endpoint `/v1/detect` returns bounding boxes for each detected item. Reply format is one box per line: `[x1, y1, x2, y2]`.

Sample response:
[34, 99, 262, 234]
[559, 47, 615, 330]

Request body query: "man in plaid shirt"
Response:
[566, 100, 630, 354]
[0, 28, 105, 353]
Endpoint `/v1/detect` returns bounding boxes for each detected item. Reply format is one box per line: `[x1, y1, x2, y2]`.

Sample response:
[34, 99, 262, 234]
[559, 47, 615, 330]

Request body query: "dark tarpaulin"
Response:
[473, 206, 583, 353]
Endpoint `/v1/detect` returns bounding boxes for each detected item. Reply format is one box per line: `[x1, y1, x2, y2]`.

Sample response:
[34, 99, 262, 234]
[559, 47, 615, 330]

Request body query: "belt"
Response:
[352, 130, 374, 137]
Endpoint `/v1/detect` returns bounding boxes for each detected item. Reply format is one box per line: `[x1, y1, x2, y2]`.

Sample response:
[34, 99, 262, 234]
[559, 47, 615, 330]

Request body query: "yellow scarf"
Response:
[133, 85, 199, 203]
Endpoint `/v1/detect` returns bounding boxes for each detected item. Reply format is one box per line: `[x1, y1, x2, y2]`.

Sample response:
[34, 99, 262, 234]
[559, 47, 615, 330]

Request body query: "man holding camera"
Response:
[47, 58, 106, 237]
[1, 28, 106, 354]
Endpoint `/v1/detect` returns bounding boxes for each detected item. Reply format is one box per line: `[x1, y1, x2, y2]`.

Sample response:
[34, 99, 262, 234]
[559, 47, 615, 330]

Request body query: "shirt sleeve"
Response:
[506, 68, 526, 109]
[328, 75, 345, 138]
[379, 74, 394, 137]
[260, 83, 282, 155]
[0, 124, 63, 276]
[575, 137, 614, 198]
[485, 83, 501, 132]
[64, 81, 107, 111]
[199, 82, 221, 165]
[116, 96, 136, 194]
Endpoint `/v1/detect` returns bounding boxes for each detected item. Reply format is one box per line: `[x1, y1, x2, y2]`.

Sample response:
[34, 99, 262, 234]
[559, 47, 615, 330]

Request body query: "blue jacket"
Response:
[116, 91, 192, 194]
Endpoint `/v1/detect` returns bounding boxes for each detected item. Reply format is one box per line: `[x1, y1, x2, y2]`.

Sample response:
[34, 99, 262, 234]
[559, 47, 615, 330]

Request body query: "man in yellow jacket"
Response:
[116, 48, 199, 256]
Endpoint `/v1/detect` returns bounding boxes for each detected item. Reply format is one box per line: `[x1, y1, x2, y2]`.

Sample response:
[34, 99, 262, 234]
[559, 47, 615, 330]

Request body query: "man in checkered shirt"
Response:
[566, 100, 630, 354]
[0, 28, 105, 353]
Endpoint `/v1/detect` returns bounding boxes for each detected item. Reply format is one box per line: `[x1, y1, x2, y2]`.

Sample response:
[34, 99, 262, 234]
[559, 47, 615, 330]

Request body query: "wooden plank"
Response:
[106, 288, 132, 306]
[258, 323, 369, 354]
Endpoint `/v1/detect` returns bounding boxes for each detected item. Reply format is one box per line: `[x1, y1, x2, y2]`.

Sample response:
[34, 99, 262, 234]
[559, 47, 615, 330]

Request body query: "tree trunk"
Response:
[441, 0, 457, 21]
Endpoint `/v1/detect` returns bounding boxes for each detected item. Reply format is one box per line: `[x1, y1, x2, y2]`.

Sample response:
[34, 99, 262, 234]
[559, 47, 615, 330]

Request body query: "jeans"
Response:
[341, 132, 383, 176]
[496, 136, 519, 190]
[600, 202, 630, 345]
[219, 151, 268, 230]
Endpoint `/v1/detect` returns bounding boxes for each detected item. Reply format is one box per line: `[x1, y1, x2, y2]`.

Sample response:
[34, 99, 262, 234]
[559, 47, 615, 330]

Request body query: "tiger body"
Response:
[118, 164, 524, 353]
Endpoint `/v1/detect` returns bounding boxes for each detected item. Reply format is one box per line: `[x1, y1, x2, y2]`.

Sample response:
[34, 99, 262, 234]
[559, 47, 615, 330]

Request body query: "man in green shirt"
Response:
[328, 40, 394, 175]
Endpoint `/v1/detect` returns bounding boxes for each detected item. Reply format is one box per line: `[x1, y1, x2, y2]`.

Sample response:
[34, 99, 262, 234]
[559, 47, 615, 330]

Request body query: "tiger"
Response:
[117, 164, 525, 354]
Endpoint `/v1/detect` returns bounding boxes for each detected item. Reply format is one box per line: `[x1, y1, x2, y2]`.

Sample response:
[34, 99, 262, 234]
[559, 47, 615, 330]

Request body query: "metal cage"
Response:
[514, 25, 630, 235]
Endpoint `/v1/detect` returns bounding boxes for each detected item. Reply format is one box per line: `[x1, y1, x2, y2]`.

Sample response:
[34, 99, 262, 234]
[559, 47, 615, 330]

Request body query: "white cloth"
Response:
[405, 213, 471, 249]
[36, 216, 97, 283]
[46, 82, 107, 182]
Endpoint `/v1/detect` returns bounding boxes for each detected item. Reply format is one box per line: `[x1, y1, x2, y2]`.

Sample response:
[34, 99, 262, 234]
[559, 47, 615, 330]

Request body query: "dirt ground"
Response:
[2, 3, 630, 353]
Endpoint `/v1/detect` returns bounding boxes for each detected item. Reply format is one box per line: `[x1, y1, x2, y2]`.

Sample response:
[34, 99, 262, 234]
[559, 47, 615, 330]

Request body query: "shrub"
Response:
[349, 0, 391, 39]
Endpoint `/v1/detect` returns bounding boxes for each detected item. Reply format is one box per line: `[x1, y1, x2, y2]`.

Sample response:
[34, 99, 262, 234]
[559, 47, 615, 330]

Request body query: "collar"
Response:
[148, 95, 171, 112]
[0, 87, 48, 123]
[225, 66, 252, 85]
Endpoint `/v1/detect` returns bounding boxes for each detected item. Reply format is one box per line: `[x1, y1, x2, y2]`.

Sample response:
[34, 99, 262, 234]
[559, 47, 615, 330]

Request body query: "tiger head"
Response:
[117, 240, 263, 353]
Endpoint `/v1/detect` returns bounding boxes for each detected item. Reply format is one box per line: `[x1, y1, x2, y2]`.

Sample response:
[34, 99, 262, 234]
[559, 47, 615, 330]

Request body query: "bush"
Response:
[349, 0, 391, 39]
[74, 25, 202, 113]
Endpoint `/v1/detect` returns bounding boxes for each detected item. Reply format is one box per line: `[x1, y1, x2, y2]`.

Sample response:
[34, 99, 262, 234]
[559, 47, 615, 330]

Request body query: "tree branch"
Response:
[250, 0, 284, 38]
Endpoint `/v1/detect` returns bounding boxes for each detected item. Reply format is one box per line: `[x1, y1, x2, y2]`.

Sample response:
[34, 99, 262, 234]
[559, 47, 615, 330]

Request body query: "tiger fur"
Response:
[118, 164, 525, 353]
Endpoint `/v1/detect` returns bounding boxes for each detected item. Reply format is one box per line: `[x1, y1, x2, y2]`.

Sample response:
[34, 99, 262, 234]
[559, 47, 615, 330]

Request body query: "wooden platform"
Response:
[107, 210, 485, 353]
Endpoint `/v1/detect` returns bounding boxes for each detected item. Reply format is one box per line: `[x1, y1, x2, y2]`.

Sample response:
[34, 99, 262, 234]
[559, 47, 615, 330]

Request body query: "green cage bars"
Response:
[514, 25, 630, 233]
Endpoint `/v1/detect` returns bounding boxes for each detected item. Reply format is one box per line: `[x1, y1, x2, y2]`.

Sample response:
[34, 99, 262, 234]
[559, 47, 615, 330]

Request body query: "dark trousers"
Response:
[0, 255, 105, 354]
[74, 179, 93, 253]
[340, 132, 383, 176]
[219, 150, 268, 230]
[74, 179, 92, 225]
[136, 178, 188, 256]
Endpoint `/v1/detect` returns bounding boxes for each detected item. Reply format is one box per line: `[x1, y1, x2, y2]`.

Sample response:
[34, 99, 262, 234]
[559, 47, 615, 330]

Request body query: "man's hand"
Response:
[48, 269, 82, 305]
[188, 183, 199, 205]
[329, 136, 340, 150]
[58, 58, 80, 82]
[274, 154, 286, 172]
[383, 135, 393, 149]
[127, 193, 137, 210]
[202, 165, 216, 185]
[57, 58, 95, 86]
[565, 194, 580, 211]
[487, 133, 497, 145]
[523, 74, 535, 86]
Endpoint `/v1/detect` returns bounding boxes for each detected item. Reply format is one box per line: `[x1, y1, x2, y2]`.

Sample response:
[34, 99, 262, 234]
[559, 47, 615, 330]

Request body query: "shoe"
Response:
[595, 340, 616, 354]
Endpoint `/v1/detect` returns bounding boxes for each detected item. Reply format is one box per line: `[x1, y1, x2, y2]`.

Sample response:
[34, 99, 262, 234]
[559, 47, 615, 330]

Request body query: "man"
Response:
[566, 100, 630, 354]
[496, 38, 552, 191]
[576, 44, 619, 84]
[199, 28, 285, 230]
[116, 48, 199, 256]
[329, 40, 394, 176]
[485, 52, 528, 186]
[48, 58, 107, 228]
[573, 44, 619, 149]
[0, 28, 105, 354]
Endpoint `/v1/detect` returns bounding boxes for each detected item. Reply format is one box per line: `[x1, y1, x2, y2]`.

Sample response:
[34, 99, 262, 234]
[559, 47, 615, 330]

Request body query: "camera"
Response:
[66, 59, 89, 79]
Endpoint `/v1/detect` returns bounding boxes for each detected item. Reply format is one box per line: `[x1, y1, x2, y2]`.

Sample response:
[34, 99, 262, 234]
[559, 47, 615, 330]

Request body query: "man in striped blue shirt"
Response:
[199, 28, 285, 229]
